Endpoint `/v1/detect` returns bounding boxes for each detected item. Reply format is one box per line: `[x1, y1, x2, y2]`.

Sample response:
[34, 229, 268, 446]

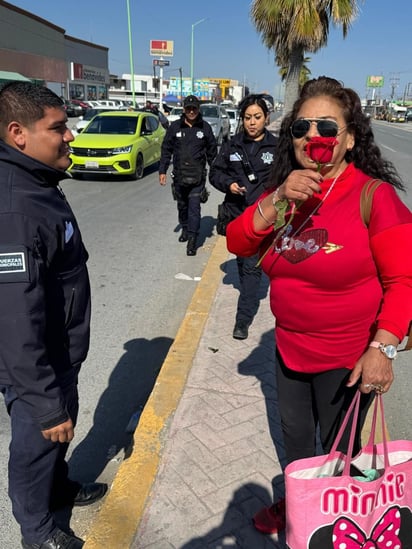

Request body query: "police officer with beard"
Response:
[159, 95, 217, 256]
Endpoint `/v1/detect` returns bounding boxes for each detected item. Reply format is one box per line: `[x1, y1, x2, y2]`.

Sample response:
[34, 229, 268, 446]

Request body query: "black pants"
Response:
[173, 179, 204, 236]
[0, 383, 79, 544]
[235, 254, 262, 325]
[275, 348, 373, 465]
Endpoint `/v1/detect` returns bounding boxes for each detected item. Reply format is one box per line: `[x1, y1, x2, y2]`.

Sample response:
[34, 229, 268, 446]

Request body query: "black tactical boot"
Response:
[233, 321, 250, 340]
[178, 228, 188, 242]
[186, 236, 197, 256]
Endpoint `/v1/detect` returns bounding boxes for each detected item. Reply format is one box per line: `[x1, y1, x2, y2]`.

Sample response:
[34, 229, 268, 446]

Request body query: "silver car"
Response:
[200, 104, 230, 145]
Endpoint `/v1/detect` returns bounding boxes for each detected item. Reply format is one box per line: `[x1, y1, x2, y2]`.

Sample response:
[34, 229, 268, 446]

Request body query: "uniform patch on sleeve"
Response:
[0, 247, 30, 282]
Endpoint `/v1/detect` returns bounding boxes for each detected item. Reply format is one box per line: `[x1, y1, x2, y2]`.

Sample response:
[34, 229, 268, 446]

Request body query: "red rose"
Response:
[304, 136, 339, 166]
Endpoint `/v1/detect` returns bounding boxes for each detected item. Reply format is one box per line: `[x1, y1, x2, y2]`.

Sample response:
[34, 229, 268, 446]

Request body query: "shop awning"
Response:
[0, 71, 31, 83]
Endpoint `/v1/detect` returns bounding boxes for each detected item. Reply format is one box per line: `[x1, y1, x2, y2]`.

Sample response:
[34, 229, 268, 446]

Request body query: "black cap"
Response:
[183, 95, 200, 108]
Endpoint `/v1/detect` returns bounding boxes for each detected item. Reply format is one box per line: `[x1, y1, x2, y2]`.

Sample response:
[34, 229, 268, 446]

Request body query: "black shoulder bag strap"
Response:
[360, 178, 412, 351]
[238, 145, 258, 184]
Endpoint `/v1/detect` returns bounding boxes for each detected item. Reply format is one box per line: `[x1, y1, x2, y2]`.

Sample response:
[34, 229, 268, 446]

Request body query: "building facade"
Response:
[109, 73, 242, 106]
[0, 0, 109, 99]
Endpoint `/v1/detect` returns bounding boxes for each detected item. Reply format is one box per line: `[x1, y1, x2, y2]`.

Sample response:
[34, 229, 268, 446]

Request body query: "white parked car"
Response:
[167, 107, 183, 123]
[225, 108, 240, 136]
[72, 107, 120, 134]
[94, 99, 123, 108]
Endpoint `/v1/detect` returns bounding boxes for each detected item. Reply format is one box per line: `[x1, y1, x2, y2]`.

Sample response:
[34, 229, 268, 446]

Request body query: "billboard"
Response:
[150, 40, 174, 57]
[366, 75, 384, 88]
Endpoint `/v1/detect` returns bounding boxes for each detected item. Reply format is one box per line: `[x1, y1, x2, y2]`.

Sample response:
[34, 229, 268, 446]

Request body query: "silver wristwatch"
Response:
[369, 341, 398, 360]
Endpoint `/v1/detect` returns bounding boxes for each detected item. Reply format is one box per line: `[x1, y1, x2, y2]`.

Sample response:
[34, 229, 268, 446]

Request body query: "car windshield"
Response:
[83, 108, 117, 121]
[83, 109, 102, 120]
[200, 106, 219, 118]
[83, 116, 138, 134]
[227, 111, 237, 120]
[171, 108, 182, 115]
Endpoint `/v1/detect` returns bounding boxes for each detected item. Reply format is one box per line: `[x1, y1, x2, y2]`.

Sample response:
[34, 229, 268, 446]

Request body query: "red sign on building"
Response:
[149, 40, 174, 57]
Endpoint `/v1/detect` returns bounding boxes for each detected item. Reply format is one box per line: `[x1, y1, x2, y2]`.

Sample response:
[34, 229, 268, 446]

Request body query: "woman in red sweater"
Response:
[226, 76, 412, 535]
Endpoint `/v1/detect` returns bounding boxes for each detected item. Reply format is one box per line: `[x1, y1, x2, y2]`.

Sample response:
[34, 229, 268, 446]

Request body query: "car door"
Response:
[140, 114, 162, 166]
[147, 116, 164, 164]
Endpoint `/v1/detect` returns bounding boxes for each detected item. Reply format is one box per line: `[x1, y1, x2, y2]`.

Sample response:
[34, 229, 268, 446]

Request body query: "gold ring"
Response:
[362, 383, 385, 393]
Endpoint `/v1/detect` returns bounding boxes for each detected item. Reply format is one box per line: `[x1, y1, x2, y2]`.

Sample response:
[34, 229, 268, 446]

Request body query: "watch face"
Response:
[384, 345, 397, 359]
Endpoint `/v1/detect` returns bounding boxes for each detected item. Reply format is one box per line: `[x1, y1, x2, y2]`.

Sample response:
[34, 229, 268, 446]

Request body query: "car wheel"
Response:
[134, 153, 144, 180]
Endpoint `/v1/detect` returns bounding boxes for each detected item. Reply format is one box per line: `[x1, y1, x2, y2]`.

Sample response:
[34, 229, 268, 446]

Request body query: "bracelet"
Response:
[272, 187, 288, 213]
[257, 200, 273, 225]
[272, 188, 280, 206]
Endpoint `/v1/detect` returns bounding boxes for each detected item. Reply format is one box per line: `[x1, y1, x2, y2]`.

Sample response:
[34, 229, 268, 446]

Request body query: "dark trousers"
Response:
[174, 180, 204, 236]
[275, 349, 373, 465]
[0, 383, 79, 544]
[235, 254, 262, 325]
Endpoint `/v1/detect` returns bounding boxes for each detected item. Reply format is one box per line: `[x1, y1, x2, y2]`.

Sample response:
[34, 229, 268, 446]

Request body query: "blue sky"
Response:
[10, 0, 412, 102]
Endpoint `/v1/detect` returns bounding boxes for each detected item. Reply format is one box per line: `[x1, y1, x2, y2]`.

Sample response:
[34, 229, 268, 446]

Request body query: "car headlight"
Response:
[112, 145, 133, 154]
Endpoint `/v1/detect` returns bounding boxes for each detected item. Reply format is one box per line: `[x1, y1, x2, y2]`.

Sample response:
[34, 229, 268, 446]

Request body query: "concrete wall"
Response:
[0, 1, 109, 97]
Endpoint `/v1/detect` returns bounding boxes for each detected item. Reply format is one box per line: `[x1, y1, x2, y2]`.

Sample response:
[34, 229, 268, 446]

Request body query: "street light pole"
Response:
[190, 18, 207, 94]
[126, 0, 136, 107]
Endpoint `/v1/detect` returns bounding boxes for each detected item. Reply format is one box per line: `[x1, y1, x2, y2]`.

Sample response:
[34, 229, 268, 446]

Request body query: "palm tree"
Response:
[251, 0, 363, 114]
[279, 57, 312, 91]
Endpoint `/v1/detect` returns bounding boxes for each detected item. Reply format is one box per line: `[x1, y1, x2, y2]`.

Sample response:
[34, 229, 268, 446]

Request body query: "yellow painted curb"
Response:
[84, 236, 229, 549]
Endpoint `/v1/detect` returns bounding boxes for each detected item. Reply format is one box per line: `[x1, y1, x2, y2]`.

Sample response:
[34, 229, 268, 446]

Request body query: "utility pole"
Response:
[179, 67, 183, 100]
[126, 0, 135, 108]
[389, 73, 400, 101]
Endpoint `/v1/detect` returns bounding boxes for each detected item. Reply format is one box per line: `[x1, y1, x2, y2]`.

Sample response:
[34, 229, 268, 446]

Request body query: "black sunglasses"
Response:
[290, 118, 340, 139]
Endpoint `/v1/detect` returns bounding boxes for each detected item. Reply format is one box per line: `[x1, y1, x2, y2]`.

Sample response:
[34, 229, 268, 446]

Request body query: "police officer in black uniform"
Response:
[210, 95, 278, 339]
[159, 95, 217, 256]
[0, 82, 107, 549]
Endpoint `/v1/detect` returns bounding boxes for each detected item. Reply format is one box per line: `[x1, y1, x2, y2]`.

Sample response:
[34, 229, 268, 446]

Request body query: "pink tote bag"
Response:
[285, 392, 412, 548]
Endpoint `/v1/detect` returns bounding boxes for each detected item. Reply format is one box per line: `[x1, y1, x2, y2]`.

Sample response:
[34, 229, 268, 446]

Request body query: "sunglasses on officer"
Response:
[290, 118, 342, 139]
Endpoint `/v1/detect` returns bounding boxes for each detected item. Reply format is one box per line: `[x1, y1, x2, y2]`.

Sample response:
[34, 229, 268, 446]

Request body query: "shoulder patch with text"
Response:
[0, 246, 30, 282]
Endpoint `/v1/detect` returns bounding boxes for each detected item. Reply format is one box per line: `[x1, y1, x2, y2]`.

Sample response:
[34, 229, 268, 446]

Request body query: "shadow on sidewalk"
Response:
[68, 336, 172, 482]
[180, 482, 286, 548]
[173, 214, 216, 249]
[238, 329, 287, 501]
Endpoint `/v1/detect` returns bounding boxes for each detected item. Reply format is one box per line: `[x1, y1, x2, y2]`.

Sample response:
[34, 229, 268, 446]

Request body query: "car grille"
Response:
[71, 164, 114, 172]
[71, 147, 114, 157]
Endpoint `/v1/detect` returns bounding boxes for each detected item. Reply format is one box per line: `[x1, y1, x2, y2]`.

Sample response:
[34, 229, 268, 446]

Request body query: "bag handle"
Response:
[329, 390, 361, 459]
[360, 178, 382, 227]
[363, 394, 389, 468]
[327, 392, 390, 475]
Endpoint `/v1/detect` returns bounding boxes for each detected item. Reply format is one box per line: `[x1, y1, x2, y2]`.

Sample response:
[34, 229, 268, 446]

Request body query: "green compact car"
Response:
[69, 111, 165, 179]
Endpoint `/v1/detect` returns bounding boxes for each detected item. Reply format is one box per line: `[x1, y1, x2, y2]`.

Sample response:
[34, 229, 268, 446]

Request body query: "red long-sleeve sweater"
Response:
[227, 163, 412, 373]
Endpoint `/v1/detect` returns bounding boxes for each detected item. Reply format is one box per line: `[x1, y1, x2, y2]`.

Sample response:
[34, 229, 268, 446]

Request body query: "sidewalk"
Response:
[85, 236, 287, 548]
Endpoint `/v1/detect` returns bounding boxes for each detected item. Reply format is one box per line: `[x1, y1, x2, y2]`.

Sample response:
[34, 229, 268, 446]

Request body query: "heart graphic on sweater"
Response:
[280, 228, 328, 264]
